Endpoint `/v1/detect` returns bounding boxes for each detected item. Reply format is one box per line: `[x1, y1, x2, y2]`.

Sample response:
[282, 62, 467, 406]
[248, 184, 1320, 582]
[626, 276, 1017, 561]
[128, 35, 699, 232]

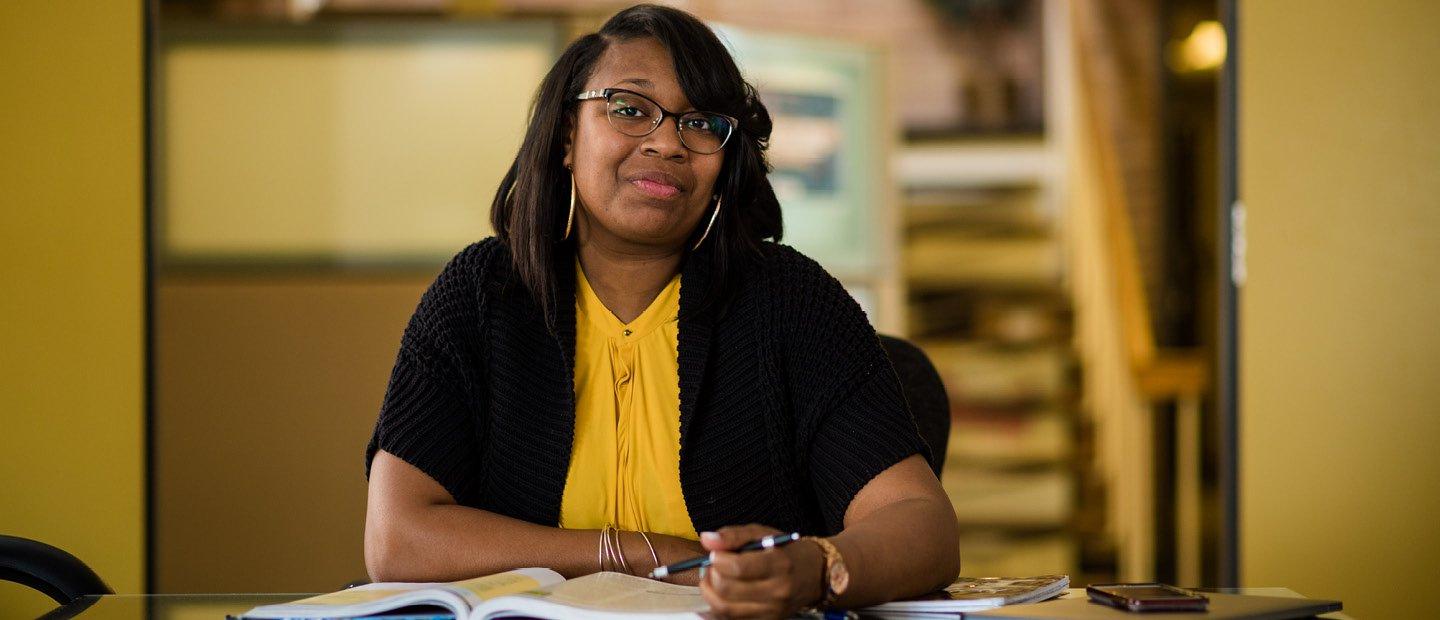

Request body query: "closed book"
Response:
[861, 575, 1069, 618]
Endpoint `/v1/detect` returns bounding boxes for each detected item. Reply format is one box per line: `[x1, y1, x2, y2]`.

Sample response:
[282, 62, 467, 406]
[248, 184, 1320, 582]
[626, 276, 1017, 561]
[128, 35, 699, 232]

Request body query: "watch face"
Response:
[827, 561, 850, 595]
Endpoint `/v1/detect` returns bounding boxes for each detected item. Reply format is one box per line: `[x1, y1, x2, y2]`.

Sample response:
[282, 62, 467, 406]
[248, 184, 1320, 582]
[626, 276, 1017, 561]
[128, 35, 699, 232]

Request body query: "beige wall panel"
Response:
[154, 275, 433, 592]
[1239, 2, 1440, 618]
[0, 2, 145, 617]
[161, 26, 552, 259]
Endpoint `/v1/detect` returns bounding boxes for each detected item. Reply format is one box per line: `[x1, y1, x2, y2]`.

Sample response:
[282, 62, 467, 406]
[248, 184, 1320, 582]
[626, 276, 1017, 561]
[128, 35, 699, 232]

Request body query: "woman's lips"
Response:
[631, 178, 681, 199]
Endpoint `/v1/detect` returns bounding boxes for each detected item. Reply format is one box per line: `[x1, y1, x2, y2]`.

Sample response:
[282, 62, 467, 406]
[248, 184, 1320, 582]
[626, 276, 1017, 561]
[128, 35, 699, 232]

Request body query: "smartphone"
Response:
[1086, 583, 1209, 612]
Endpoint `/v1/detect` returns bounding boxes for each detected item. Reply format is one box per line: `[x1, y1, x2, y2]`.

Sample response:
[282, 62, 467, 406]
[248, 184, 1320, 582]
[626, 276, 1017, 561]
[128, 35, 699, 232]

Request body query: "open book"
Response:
[860, 575, 1070, 619]
[235, 568, 708, 620]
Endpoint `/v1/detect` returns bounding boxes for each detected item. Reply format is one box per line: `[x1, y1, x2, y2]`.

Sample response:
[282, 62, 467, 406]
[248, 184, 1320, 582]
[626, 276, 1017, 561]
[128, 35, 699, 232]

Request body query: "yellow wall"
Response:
[0, 2, 145, 617]
[1240, 2, 1440, 618]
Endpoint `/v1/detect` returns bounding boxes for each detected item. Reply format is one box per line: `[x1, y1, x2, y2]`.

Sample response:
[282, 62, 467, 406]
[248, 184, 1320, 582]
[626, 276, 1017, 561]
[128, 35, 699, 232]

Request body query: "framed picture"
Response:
[714, 24, 888, 281]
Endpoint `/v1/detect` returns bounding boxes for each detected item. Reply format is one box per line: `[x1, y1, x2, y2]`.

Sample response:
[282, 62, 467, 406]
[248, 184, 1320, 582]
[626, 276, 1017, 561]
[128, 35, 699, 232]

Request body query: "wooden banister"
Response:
[1072, 1, 1210, 585]
[1077, 17, 1209, 399]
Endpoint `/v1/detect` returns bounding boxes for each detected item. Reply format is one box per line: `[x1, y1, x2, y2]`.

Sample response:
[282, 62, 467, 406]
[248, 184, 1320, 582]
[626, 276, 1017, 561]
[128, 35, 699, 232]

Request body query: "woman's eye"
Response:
[614, 106, 646, 117]
[683, 118, 712, 131]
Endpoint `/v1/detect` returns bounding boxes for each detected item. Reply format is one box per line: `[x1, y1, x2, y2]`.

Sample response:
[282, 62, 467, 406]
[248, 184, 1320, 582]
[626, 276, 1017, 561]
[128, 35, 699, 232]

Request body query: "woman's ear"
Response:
[562, 113, 577, 170]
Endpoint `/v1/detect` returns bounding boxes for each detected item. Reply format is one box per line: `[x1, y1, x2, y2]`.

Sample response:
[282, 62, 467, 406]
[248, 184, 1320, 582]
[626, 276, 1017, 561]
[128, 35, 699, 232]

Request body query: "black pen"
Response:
[647, 532, 802, 579]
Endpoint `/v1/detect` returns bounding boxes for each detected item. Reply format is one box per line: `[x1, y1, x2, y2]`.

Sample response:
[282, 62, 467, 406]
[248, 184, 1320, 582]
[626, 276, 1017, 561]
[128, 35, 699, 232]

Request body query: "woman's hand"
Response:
[698, 524, 825, 619]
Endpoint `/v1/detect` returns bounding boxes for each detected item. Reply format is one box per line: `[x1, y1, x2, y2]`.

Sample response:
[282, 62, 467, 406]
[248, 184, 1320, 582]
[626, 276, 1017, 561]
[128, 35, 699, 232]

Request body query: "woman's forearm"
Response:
[364, 450, 703, 583]
[367, 503, 707, 583]
[367, 502, 601, 582]
[828, 495, 960, 607]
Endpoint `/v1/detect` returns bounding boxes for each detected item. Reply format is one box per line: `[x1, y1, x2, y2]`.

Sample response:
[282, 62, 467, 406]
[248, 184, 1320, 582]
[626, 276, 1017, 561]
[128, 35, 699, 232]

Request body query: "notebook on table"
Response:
[860, 575, 1070, 618]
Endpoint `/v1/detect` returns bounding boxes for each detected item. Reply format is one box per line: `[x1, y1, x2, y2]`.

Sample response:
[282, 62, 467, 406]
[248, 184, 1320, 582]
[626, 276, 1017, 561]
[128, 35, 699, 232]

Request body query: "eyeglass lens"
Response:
[605, 91, 734, 154]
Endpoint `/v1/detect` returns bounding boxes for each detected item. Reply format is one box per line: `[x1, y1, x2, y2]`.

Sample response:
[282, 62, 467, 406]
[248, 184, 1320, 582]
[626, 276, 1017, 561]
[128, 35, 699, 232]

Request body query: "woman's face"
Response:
[563, 37, 724, 253]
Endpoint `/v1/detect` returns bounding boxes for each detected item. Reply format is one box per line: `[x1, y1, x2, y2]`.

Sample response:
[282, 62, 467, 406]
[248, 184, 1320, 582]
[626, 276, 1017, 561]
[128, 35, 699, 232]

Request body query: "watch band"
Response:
[808, 536, 847, 607]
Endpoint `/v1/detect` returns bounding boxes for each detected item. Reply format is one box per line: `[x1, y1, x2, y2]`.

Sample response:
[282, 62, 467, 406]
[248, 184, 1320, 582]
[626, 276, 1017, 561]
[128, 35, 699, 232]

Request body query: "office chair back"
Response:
[0, 535, 112, 605]
[877, 334, 950, 476]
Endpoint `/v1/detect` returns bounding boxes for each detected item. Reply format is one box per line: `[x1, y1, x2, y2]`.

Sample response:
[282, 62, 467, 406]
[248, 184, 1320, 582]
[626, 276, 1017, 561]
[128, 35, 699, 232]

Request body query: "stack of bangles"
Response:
[599, 524, 661, 576]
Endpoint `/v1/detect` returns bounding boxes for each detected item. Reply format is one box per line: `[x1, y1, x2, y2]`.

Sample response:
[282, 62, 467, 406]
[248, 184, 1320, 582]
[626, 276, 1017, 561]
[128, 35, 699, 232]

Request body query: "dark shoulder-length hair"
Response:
[489, 3, 782, 322]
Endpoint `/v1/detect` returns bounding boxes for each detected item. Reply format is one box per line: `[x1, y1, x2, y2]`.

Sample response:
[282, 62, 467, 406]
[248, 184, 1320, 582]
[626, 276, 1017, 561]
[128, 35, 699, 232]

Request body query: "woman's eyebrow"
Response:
[614, 78, 698, 113]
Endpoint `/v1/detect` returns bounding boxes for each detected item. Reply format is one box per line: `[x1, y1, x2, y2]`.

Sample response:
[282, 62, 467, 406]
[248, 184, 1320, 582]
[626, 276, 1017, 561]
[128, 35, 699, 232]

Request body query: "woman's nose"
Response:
[640, 116, 689, 161]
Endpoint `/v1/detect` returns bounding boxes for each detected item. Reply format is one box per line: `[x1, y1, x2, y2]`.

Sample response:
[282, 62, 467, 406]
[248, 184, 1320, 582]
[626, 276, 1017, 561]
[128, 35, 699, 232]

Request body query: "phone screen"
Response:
[1088, 583, 1209, 612]
[1115, 586, 1192, 599]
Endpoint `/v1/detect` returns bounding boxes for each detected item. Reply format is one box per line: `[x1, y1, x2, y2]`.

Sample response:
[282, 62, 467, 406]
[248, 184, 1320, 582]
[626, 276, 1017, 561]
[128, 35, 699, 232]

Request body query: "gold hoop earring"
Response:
[692, 196, 722, 250]
[563, 172, 576, 240]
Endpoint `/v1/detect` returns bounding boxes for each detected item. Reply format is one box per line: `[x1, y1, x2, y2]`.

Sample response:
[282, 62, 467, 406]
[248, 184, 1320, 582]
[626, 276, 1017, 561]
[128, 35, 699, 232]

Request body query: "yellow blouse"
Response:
[558, 261, 698, 540]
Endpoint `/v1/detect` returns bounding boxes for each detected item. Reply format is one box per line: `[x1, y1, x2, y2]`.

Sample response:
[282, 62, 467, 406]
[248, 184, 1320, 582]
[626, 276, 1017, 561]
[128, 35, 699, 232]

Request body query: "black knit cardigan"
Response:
[365, 237, 928, 536]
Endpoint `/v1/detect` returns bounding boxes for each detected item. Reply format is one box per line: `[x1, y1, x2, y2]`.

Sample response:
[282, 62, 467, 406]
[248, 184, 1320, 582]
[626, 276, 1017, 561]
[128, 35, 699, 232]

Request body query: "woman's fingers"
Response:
[700, 524, 783, 552]
[701, 583, 776, 619]
[698, 524, 809, 619]
[709, 547, 790, 580]
[707, 568, 788, 600]
[702, 561, 790, 619]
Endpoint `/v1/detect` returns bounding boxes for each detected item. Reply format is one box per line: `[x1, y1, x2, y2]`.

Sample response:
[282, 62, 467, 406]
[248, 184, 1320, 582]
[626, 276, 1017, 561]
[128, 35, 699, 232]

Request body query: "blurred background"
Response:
[2, 0, 1437, 618]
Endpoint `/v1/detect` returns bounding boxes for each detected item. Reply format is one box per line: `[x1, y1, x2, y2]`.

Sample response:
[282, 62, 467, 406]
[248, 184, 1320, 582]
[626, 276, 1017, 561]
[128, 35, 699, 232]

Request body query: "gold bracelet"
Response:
[615, 528, 632, 574]
[603, 526, 616, 572]
[601, 525, 631, 574]
[601, 524, 618, 572]
[636, 531, 661, 576]
[597, 526, 606, 572]
[605, 526, 615, 572]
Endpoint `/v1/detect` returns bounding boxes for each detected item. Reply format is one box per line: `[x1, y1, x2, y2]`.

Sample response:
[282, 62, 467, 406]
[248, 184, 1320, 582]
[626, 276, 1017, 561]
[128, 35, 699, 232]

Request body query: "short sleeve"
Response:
[364, 242, 492, 505]
[768, 246, 931, 533]
[806, 361, 928, 533]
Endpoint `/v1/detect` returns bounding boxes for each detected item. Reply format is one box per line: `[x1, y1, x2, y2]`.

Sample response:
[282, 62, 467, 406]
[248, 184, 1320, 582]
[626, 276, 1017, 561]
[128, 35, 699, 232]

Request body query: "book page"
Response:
[242, 586, 466, 619]
[438, 567, 565, 606]
[524, 572, 706, 613]
[239, 569, 563, 619]
[285, 582, 442, 606]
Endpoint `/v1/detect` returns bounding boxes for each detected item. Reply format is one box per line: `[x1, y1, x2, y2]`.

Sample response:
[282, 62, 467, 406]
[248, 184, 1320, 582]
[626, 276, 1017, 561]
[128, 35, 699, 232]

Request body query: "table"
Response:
[43, 593, 314, 619]
[45, 588, 1349, 619]
[1051, 588, 1352, 620]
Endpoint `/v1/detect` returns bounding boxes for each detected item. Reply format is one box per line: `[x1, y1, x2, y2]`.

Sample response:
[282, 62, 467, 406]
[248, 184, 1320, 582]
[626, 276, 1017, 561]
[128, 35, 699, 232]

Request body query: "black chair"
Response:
[878, 334, 950, 476]
[0, 535, 111, 606]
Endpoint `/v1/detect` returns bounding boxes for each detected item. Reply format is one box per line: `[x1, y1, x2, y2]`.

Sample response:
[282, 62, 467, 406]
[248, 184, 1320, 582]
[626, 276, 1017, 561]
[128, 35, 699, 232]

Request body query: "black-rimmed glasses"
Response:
[575, 88, 738, 155]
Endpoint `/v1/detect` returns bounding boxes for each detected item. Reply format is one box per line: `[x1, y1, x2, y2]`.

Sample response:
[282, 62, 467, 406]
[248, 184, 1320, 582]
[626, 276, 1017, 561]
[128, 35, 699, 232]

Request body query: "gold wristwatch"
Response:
[808, 537, 849, 608]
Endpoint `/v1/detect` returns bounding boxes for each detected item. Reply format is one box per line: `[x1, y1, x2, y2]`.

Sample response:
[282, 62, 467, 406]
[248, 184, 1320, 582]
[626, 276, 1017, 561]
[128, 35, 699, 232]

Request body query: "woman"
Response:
[364, 4, 958, 618]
